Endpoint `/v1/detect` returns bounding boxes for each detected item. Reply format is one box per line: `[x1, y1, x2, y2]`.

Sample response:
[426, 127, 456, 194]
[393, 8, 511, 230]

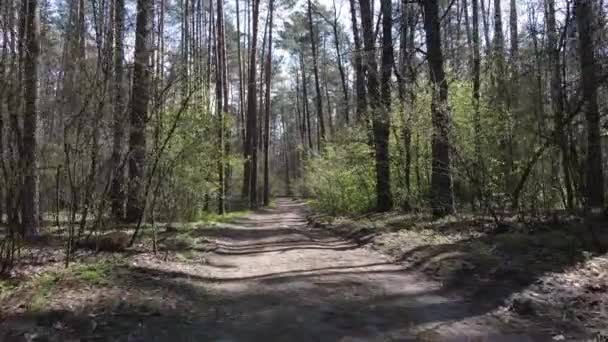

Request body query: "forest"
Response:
[0, 0, 607, 339]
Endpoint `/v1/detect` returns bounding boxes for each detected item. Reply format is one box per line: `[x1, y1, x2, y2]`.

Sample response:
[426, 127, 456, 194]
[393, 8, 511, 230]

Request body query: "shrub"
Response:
[304, 129, 375, 215]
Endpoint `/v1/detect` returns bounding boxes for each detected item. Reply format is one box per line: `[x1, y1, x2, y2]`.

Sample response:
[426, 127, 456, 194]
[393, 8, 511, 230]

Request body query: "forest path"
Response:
[122, 197, 549, 342]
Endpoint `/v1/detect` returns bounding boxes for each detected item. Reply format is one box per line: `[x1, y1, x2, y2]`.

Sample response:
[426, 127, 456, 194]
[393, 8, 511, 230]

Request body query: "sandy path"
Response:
[125, 198, 548, 341]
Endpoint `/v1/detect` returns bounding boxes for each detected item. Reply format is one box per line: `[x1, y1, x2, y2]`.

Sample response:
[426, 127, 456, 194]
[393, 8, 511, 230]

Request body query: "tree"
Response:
[307, 0, 326, 145]
[21, 0, 40, 237]
[348, 0, 366, 121]
[244, 0, 261, 208]
[263, 0, 274, 206]
[300, 50, 314, 150]
[545, 0, 572, 209]
[376, 0, 393, 211]
[423, 0, 455, 216]
[575, 0, 604, 210]
[126, 0, 153, 223]
[471, 0, 483, 200]
[216, 0, 227, 214]
[111, 0, 126, 220]
[317, 0, 349, 124]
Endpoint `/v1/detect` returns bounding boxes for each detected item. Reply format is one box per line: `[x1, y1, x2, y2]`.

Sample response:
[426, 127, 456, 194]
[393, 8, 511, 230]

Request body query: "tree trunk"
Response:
[322, 38, 334, 135]
[307, 0, 325, 146]
[263, 0, 274, 206]
[245, 0, 261, 209]
[376, 0, 393, 211]
[360, 0, 391, 211]
[126, 0, 153, 223]
[396, 0, 413, 206]
[348, 0, 366, 122]
[463, 0, 472, 52]
[21, 0, 40, 237]
[216, 0, 227, 214]
[472, 0, 483, 202]
[546, 0, 572, 209]
[295, 69, 306, 144]
[300, 50, 314, 150]
[509, 0, 518, 110]
[111, 0, 126, 220]
[423, 0, 455, 216]
[575, 0, 604, 210]
[328, 0, 349, 124]
[509, 0, 518, 72]
[480, 0, 491, 55]
[236, 0, 246, 152]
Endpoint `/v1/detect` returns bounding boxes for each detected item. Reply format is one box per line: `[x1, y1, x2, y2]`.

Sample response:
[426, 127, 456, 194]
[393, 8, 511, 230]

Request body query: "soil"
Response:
[0, 199, 565, 341]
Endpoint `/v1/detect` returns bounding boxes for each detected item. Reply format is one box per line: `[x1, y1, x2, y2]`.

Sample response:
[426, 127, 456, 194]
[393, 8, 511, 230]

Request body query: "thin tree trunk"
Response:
[111, 0, 126, 220]
[216, 0, 227, 214]
[480, 0, 491, 55]
[463, 0, 472, 52]
[300, 50, 313, 150]
[472, 0, 483, 204]
[328, 0, 349, 124]
[509, 0, 518, 110]
[236, 0, 246, 149]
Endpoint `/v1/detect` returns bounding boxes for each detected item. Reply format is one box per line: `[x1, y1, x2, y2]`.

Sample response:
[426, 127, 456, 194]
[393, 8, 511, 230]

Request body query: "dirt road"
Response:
[121, 198, 548, 342]
[2, 198, 550, 341]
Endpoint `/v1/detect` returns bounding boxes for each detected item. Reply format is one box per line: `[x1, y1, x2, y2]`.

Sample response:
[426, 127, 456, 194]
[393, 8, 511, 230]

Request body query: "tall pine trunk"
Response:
[575, 0, 604, 210]
[263, 0, 274, 206]
[348, 0, 366, 121]
[216, 0, 227, 214]
[307, 0, 325, 146]
[424, 0, 455, 216]
[244, 0, 261, 209]
[21, 0, 40, 237]
[126, 0, 152, 223]
[376, 0, 393, 211]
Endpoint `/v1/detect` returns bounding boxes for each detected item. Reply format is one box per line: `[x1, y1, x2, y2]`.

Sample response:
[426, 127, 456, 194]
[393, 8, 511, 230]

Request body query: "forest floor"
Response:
[0, 198, 605, 341]
[310, 208, 608, 341]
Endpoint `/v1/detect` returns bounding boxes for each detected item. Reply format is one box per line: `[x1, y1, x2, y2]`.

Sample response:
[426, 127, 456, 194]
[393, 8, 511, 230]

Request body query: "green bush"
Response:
[304, 129, 375, 215]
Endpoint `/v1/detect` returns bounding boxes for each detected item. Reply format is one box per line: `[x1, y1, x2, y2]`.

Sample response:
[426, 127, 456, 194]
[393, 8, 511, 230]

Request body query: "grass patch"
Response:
[29, 272, 61, 311]
[21, 258, 124, 311]
[0, 279, 17, 297]
[196, 210, 249, 224]
[71, 260, 119, 285]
